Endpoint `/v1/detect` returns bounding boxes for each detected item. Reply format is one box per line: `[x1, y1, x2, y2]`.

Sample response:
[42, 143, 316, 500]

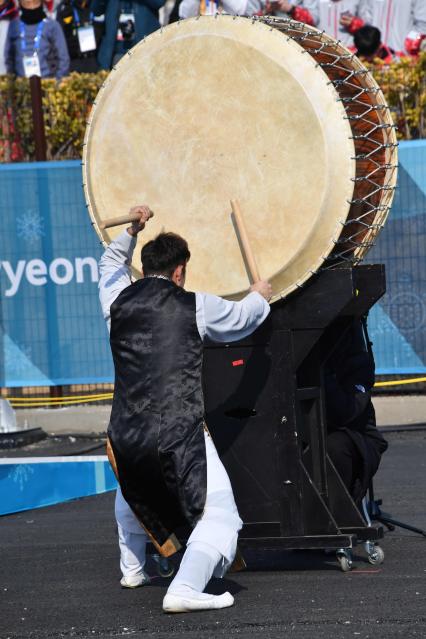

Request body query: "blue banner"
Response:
[0, 144, 425, 386]
[367, 141, 426, 374]
[0, 456, 117, 515]
[0, 161, 113, 386]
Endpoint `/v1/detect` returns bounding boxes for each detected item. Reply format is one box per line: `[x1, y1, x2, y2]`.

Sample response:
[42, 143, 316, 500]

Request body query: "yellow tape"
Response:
[10, 396, 113, 408]
[4, 376, 426, 408]
[374, 376, 426, 387]
[7, 393, 113, 402]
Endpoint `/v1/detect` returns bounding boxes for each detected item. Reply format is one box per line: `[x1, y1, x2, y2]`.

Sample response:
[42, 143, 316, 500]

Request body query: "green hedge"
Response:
[0, 72, 107, 162]
[1, 55, 426, 163]
[367, 53, 426, 140]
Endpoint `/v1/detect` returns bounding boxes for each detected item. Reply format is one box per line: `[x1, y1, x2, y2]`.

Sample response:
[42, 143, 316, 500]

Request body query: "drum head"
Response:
[84, 16, 355, 301]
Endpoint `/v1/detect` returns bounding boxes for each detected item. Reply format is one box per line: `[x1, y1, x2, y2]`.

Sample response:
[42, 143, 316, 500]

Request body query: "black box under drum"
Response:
[203, 265, 385, 551]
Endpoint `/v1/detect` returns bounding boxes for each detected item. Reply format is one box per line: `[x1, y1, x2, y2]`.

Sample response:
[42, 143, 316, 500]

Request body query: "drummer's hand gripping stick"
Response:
[99, 210, 154, 230]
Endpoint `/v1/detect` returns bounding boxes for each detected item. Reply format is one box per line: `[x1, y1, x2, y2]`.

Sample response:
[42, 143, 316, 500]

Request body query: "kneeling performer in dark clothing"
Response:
[325, 318, 388, 505]
[98, 206, 272, 613]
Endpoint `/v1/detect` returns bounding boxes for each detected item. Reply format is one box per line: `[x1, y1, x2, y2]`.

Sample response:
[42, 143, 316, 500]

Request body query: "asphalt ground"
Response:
[1, 433, 107, 458]
[1, 430, 425, 639]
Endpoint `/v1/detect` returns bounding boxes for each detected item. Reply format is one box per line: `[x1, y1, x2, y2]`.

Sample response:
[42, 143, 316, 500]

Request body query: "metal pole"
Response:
[29, 76, 63, 403]
[29, 75, 47, 162]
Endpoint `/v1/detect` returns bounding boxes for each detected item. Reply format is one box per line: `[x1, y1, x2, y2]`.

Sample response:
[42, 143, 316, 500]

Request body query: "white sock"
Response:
[167, 541, 222, 597]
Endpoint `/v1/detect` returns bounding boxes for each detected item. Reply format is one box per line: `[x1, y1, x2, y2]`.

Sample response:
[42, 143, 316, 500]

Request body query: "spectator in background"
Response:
[0, 0, 18, 74]
[179, 0, 263, 18]
[354, 24, 399, 63]
[369, 0, 426, 56]
[43, 0, 60, 16]
[264, 0, 318, 25]
[56, 0, 103, 72]
[405, 29, 426, 58]
[5, 0, 69, 77]
[93, 0, 164, 70]
[316, 0, 372, 47]
[166, 0, 180, 22]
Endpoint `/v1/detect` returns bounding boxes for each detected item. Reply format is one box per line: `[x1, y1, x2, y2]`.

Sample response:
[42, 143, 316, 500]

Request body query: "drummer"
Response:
[98, 205, 272, 613]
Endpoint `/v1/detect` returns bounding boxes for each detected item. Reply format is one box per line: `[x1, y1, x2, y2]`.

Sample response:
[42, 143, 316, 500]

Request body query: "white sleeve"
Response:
[222, 0, 249, 15]
[196, 291, 270, 342]
[179, 0, 200, 17]
[414, 0, 426, 33]
[301, 0, 320, 25]
[358, 0, 373, 23]
[179, 0, 252, 16]
[98, 230, 137, 329]
[241, 0, 265, 16]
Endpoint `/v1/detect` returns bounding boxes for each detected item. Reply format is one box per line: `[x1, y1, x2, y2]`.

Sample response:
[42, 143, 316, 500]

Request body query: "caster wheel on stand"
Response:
[153, 554, 175, 578]
[336, 549, 353, 572]
[365, 542, 385, 566]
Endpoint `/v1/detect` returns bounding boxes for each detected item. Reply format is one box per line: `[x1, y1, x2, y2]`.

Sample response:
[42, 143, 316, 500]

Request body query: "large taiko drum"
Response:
[83, 15, 397, 302]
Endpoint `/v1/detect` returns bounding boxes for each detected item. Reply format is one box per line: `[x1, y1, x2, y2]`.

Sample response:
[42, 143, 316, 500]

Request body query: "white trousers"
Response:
[115, 485, 149, 578]
[115, 431, 242, 588]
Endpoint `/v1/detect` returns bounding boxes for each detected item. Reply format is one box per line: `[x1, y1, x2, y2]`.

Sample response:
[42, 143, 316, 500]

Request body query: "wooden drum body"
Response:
[83, 16, 397, 301]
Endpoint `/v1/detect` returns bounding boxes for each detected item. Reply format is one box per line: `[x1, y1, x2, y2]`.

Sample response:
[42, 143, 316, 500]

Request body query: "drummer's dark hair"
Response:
[141, 232, 190, 278]
[354, 26, 381, 56]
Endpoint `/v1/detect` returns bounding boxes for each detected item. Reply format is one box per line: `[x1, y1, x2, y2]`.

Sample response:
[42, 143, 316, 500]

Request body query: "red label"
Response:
[232, 359, 244, 367]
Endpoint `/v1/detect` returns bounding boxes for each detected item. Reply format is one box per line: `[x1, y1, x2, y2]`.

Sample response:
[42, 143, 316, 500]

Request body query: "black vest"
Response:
[108, 277, 206, 546]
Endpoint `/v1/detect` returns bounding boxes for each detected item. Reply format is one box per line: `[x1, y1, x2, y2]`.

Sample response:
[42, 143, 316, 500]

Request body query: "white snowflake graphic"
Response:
[16, 210, 45, 244]
[10, 464, 35, 491]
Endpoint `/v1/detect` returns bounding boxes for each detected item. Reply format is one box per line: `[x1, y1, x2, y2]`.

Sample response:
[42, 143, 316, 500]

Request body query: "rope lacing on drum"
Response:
[348, 219, 383, 231]
[348, 123, 391, 137]
[349, 207, 389, 222]
[289, 31, 322, 43]
[340, 236, 378, 249]
[344, 105, 387, 119]
[311, 43, 327, 56]
[335, 235, 373, 248]
[353, 164, 395, 180]
[338, 87, 381, 102]
[354, 143, 398, 161]
[256, 16, 398, 275]
[350, 100, 388, 111]
[350, 130, 390, 141]
[323, 250, 363, 264]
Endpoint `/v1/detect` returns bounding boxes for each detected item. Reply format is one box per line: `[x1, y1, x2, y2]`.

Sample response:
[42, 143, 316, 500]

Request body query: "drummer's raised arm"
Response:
[98, 206, 153, 329]
[195, 289, 270, 343]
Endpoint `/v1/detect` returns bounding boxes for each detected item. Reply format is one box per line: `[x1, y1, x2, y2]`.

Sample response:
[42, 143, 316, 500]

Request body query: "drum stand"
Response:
[203, 264, 387, 571]
[367, 482, 426, 538]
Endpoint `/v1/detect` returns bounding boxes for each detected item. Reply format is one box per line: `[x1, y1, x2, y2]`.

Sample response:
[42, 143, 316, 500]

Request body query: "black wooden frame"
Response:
[203, 265, 386, 550]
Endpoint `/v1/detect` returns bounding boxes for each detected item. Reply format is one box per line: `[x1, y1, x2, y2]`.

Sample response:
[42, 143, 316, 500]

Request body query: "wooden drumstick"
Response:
[230, 199, 260, 284]
[99, 211, 153, 230]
